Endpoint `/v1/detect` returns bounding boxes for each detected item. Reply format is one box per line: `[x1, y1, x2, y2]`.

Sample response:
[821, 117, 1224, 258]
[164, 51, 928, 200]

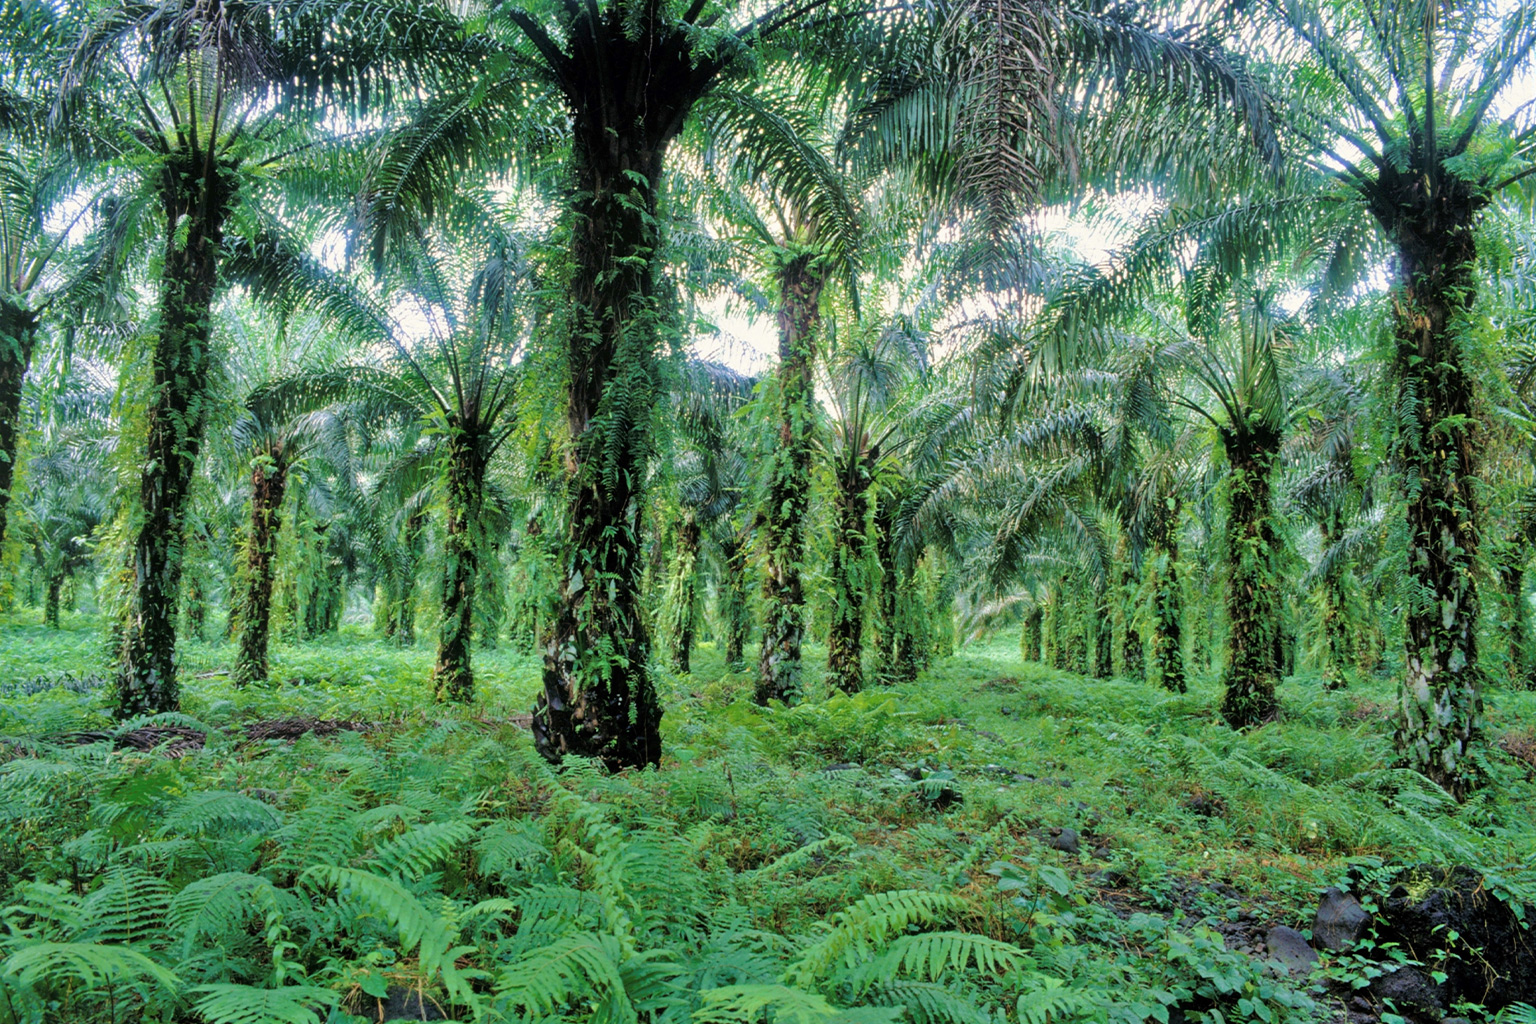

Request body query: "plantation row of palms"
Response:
[0, 0, 1533, 799]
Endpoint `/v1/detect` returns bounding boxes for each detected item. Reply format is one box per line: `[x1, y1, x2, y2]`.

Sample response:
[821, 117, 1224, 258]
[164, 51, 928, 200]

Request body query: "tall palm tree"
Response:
[269, 203, 535, 702]
[33, 0, 463, 717]
[1218, 0, 1536, 794]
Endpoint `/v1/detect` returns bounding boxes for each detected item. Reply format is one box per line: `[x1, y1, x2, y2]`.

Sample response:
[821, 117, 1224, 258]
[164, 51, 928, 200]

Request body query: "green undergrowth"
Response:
[1, 620, 1534, 1024]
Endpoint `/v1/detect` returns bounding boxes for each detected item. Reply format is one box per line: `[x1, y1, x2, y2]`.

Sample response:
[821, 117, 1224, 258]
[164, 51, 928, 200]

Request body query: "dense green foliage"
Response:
[4, 623, 1536, 1024]
[3, 0, 1536, 1019]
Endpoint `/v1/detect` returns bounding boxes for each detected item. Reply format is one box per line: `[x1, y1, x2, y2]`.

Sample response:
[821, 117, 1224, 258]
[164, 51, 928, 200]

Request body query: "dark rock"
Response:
[375, 987, 448, 1021]
[1313, 886, 1371, 951]
[1375, 864, 1536, 1009]
[1369, 967, 1445, 1023]
[997, 705, 1014, 716]
[1441, 1017, 1472, 1024]
[1265, 925, 1318, 975]
[1046, 827, 1080, 855]
[1089, 868, 1128, 887]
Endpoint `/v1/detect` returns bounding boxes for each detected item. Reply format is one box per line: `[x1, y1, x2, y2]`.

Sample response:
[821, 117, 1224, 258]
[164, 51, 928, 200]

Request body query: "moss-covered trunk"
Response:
[434, 430, 486, 703]
[827, 466, 870, 694]
[1497, 547, 1530, 689]
[43, 567, 62, 628]
[0, 305, 38, 553]
[532, 18, 714, 768]
[718, 526, 750, 668]
[757, 254, 827, 705]
[1374, 175, 1485, 797]
[1021, 605, 1043, 663]
[1219, 424, 1283, 727]
[116, 152, 235, 718]
[234, 449, 287, 686]
[665, 512, 700, 674]
[1147, 508, 1185, 693]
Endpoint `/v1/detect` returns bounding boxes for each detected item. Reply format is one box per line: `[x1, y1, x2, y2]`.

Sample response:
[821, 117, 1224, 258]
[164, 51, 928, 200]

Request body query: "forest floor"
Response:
[2, 613, 1535, 1024]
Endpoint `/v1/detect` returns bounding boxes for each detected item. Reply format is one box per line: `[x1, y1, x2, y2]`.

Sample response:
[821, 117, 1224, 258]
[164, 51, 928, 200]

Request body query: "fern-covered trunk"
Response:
[718, 526, 750, 669]
[1147, 512, 1185, 693]
[665, 512, 700, 674]
[757, 252, 828, 705]
[234, 449, 287, 686]
[1219, 424, 1283, 727]
[116, 151, 236, 719]
[1021, 604, 1043, 662]
[43, 567, 62, 629]
[1496, 543, 1530, 689]
[1317, 514, 1355, 690]
[1374, 175, 1486, 797]
[435, 430, 485, 703]
[0, 303, 38, 553]
[533, 22, 716, 769]
[828, 462, 871, 694]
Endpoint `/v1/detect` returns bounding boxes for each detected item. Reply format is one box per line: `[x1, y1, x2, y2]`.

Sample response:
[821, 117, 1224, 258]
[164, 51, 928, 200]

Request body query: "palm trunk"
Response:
[234, 450, 287, 686]
[827, 465, 870, 694]
[1318, 518, 1354, 690]
[44, 568, 63, 629]
[1148, 508, 1185, 693]
[874, 495, 900, 685]
[533, 31, 712, 769]
[185, 570, 206, 642]
[757, 253, 828, 705]
[719, 526, 750, 669]
[393, 509, 426, 647]
[0, 304, 38, 553]
[664, 513, 700, 674]
[434, 431, 485, 702]
[1375, 178, 1485, 798]
[1022, 605, 1043, 663]
[1498, 546, 1530, 689]
[1219, 425, 1283, 727]
[116, 151, 235, 719]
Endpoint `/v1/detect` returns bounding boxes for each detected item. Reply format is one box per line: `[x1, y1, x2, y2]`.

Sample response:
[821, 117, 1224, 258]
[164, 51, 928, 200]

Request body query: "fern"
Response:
[75, 866, 172, 945]
[1500, 1005, 1536, 1024]
[784, 890, 964, 985]
[159, 791, 285, 837]
[855, 931, 1030, 985]
[369, 819, 476, 880]
[861, 980, 992, 1024]
[694, 984, 846, 1024]
[192, 982, 339, 1024]
[496, 932, 635, 1024]
[166, 872, 282, 952]
[751, 834, 855, 878]
[2, 941, 180, 997]
[1015, 979, 1092, 1024]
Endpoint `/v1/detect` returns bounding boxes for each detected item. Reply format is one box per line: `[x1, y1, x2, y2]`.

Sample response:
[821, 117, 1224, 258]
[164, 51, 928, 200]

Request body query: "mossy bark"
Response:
[0, 304, 38, 553]
[1372, 172, 1486, 798]
[434, 430, 486, 703]
[234, 449, 287, 686]
[1021, 605, 1043, 663]
[532, 16, 721, 769]
[1146, 505, 1185, 693]
[827, 468, 871, 694]
[1218, 424, 1283, 727]
[1496, 545, 1531, 689]
[116, 152, 236, 718]
[756, 254, 828, 705]
[665, 512, 700, 674]
[43, 569, 62, 629]
[718, 526, 750, 669]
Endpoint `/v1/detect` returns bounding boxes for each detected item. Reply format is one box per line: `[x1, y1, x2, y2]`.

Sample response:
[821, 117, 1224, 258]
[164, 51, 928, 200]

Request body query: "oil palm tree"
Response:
[27, 0, 466, 716]
[1187, 0, 1536, 793]
[266, 201, 535, 702]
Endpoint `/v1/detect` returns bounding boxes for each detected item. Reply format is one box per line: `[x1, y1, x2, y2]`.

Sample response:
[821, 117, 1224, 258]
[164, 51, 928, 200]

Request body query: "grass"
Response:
[1, 616, 1534, 1024]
